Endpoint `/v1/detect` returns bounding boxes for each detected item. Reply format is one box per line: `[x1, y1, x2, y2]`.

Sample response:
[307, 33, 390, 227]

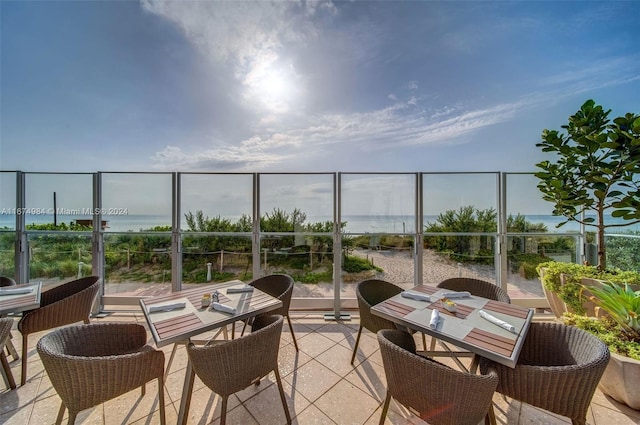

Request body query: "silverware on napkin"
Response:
[479, 309, 516, 333]
[401, 290, 431, 302]
[0, 287, 33, 296]
[148, 302, 186, 313]
[429, 309, 441, 329]
[212, 302, 236, 314]
[226, 286, 254, 293]
[441, 291, 471, 299]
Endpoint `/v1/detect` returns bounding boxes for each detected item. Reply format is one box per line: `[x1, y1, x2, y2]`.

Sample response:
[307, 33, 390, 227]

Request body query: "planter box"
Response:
[599, 351, 640, 410]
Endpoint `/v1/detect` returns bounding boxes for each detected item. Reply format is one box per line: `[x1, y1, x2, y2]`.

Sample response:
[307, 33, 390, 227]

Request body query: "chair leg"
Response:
[21, 334, 28, 386]
[67, 411, 77, 425]
[0, 351, 16, 389]
[286, 315, 298, 352]
[158, 376, 166, 425]
[240, 319, 249, 337]
[220, 396, 228, 425]
[571, 419, 586, 425]
[6, 335, 19, 361]
[485, 403, 497, 425]
[55, 403, 65, 425]
[350, 326, 363, 365]
[274, 368, 292, 424]
[421, 333, 427, 351]
[379, 392, 391, 425]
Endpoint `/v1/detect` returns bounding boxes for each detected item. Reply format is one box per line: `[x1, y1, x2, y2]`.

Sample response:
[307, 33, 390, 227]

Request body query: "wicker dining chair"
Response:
[479, 322, 610, 425]
[241, 274, 298, 351]
[377, 329, 499, 425]
[352, 279, 426, 365]
[186, 315, 291, 425]
[37, 322, 166, 425]
[0, 276, 19, 362]
[18, 275, 100, 385]
[0, 317, 16, 389]
[437, 277, 511, 303]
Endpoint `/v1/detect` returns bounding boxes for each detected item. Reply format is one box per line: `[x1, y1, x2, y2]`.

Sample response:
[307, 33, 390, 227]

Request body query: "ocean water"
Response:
[1, 213, 637, 234]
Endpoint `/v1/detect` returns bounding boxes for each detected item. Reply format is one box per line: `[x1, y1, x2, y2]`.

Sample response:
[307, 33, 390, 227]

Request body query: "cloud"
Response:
[151, 98, 528, 170]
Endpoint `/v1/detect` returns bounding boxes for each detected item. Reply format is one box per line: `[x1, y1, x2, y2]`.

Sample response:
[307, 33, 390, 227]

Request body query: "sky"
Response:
[1, 0, 639, 174]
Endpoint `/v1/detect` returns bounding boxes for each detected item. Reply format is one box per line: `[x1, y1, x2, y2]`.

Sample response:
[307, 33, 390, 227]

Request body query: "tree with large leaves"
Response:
[535, 99, 640, 270]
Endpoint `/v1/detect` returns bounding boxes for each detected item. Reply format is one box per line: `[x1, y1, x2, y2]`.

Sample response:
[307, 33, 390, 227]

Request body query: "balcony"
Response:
[1, 312, 638, 424]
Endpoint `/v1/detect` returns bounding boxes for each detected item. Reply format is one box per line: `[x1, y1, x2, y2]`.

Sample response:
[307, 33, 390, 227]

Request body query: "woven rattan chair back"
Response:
[0, 317, 16, 389]
[18, 275, 100, 385]
[37, 323, 166, 425]
[0, 276, 17, 287]
[186, 315, 291, 425]
[249, 274, 298, 350]
[437, 277, 511, 303]
[378, 329, 498, 425]
[350, 279, 403, 365]
[479, 322, 610, 425]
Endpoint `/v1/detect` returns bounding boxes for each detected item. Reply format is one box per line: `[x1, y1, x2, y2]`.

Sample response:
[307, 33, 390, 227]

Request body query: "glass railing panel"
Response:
[505, 173, 581, 233]
[341, 173, 416, 234]
[506, 233, 580, 299]
[103, 232, 172, 296]
[0, 171, 17, 231]
[102, 173, 172, 232]
[260, 173, 335, 232]
[180, 173, 253, 231]
[605, 232, 640, 272]
[422, 233, 497, 285]
[27, 232, 93, 288]
[259, 234, 334, 298]
[24, 173, 94, 230]
[344, 233, 416, 293]
[259, 173, 335, 298]
[181, 234, 253, 288]
[0, 231, 15, 278]
[422, 173, 498, 228]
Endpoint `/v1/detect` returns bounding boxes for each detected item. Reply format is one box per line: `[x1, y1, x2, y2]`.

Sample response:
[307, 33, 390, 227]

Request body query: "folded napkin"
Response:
[148, 302, 186, 313]
[0, 287, 34, 296]
[429, 309, 441, 329]
[212, 302, 236, 314]
[401, 290, 431, 302]
[226, 285, 254, 293]
[479, 309, 516, 333]
[441, 291, 471, 299]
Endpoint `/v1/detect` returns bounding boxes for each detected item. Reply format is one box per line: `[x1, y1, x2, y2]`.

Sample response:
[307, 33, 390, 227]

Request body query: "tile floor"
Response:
[1, 312, 639, 425]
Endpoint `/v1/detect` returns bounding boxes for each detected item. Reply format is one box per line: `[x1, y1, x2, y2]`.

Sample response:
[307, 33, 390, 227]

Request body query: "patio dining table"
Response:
[139, 279, 282, 425]
[0, 281, 42, 316]
[371, 284, 533, 370]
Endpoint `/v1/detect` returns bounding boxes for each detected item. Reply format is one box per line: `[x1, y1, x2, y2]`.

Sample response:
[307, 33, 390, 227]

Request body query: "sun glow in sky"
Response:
[0, 1, 638, 174]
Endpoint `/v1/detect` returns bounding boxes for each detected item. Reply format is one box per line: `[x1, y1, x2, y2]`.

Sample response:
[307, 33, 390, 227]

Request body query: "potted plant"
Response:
[563, 282, 640, 409]
[535, 99, 640, 270]
[537, 261, 640, 317]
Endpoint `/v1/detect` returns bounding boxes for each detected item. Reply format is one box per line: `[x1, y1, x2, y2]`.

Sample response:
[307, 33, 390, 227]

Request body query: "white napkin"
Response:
[226, 285, 254, 293]
[148, 302, 186, 313]
[212, 302, 236, 314]
[0, 287, 33, 296]
[479, 310, 516, 333]
[429, 309, 441, 329]
[401, 290, 431, 302]
[441, 291, 471, 299]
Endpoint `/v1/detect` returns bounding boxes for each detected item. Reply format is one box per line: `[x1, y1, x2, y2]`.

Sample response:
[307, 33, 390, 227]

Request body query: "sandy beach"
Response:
[102, 248, 545, 300]
[290, 248, 545, 299]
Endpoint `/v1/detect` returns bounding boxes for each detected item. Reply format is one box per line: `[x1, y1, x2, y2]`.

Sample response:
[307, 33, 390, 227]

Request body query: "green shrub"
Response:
[342, 255, 381, 273]
[563, 313, 640, 360]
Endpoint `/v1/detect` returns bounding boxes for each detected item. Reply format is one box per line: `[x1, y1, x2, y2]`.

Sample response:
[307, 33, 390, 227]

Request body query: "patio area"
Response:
[1, 312, 639, 425]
